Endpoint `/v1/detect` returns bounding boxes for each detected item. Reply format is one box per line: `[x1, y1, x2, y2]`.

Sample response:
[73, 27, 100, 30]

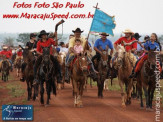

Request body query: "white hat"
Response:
[123, 29, 134, 34]
[3, 46, 8, 49]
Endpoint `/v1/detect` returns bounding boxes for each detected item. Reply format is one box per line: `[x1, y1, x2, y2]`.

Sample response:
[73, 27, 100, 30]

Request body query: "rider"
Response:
[59, 42, 69, 54]
[113, 29, 137, 65]
[92, 32, 113, 64]
[33, 30, 62, 85]
[20, 33, 37, 82]
[0, 46, 12, 71]
[129, 33, 161, 78]
[14, 46, 23, 66]
[65, 28, 97, 82]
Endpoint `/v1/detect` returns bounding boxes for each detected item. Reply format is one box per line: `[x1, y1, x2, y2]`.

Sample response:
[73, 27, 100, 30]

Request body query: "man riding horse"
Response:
[65, 28, 97, 82]
[92, 32, 114, 69]
[0, 46, 12, 72]
[129, 33, 161, 78]
[33, 30, 62, 85]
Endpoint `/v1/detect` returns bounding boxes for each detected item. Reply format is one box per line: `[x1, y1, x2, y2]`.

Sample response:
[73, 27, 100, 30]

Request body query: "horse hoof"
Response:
[45, 104, 50, 107]
[121, 104, 126, 108]
[140, 107, 144, 110]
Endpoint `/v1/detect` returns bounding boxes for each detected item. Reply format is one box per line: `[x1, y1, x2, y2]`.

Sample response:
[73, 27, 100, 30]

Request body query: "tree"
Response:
[4, 37, 14, 46]
[16, 33, 30, 44]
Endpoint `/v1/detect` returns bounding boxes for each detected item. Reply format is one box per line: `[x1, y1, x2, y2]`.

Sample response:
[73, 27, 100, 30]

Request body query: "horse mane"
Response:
[125, 52, 137, 66]
[117, 45, 125, 52]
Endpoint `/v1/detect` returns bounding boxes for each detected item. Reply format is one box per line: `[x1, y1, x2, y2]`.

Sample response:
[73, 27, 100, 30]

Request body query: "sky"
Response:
[0, 0, 163, 35]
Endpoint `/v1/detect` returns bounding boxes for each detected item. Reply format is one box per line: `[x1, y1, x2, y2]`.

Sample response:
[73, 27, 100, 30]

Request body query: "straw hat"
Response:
[123, 29, 134, 34]
[3, 46, 8, 49]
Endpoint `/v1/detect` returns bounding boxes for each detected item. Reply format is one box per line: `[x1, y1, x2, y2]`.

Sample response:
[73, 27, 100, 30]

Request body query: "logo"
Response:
[2, 105, 33, 121]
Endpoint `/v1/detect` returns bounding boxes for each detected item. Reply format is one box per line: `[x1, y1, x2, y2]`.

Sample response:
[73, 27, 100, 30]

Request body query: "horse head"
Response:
[57, 52, 66, 66]
[147, 47, 159, 70]
[117, 45, 126, 67]
[77, 52, 88, 74]
[2, 60, 9, 70]
[41, 45, 51, 65]
[99, 46, 108, 67]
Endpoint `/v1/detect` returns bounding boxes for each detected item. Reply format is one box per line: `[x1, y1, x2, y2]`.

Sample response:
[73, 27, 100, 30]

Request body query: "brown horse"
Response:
[137, 50, 160, 110]
[71, 53, 88, 107]
[57, 52, 66, 89]
[15, 57, 22, 77]
[21, 47, 38, 101]
[116, 45, 137, 107]
[94, 49, 109, 98]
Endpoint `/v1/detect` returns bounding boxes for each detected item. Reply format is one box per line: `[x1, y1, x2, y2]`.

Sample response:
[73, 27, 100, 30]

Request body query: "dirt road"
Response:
[0, 72, 162, 122]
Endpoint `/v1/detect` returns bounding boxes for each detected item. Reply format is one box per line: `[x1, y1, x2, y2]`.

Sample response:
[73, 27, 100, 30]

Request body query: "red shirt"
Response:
[0, 50, 12, 59]
[37, 38, 55, 55]
[114, 37, 137, 52]
[17, 51, 23, 56]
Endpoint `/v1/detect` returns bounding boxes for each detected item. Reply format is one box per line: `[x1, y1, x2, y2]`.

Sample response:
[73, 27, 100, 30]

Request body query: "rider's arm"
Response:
[94, 47, 102, 54]
[114, 37, 123, 51]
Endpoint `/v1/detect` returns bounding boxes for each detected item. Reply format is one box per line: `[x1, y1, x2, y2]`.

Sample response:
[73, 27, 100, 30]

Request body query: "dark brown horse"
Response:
[1, 59, 10, 82]
[21, 47, 37, 101]
[71, 53, 88, 107]
[38, 46, 57, 105]
[94, 49, 109, 98]
[137, 50, 159, 110]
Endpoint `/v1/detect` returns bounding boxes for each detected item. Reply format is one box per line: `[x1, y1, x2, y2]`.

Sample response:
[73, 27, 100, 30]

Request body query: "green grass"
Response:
[6, 82, 25, 98]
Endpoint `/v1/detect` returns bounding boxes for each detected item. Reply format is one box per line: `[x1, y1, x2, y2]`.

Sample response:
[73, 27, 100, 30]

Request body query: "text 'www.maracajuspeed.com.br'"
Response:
[2, 12, 94, 20]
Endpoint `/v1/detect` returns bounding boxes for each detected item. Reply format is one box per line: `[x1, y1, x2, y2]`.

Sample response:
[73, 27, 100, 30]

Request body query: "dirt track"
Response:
[0, 72, 162, 122]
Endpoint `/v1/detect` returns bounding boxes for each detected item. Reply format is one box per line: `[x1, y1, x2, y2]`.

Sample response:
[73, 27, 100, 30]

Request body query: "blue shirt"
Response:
[94, 38, 113, 51]
[144, 40, 160, 51]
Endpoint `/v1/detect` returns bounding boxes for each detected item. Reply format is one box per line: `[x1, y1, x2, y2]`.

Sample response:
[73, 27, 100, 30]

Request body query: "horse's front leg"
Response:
[72, 78, 78, 107]
[126, 79, 133, 105]
[143, 86, 149, 109]
[26, 80, 31, 101]
[149, 87, 155, 110]
[46, 80, 51, 105]
[119, 80, 126, 107]
[40, 81, 44, 105]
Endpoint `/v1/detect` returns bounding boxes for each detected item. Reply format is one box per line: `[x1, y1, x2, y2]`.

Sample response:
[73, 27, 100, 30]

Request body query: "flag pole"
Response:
[87, 3, 99, 40]
[84, 3, 99, 51]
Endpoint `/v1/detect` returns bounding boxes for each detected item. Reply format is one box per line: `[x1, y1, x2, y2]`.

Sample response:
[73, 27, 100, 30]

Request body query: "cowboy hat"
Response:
[72, 28, 83, 33]
[30, 33, 37, 38]
[38, 30, 49, 38]
[100, 32, 109, 36]
[134, 33, 141, 40]
[123, 29, 134, 34]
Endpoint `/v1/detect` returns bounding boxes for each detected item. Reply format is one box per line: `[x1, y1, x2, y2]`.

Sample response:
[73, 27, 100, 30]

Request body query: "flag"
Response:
[90, 9, 116, 36]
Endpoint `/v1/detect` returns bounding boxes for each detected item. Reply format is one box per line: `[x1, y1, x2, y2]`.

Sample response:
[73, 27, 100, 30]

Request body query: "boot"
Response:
[129, 72, 137, 78]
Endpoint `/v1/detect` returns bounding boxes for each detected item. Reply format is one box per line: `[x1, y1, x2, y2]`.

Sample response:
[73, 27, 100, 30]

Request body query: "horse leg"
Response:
[119, 80, 126, 107]
[150, 88, 155, 109]
[72, 79, 78, 107]
[40, 81, 44, 105]
[126, 80, 133, 105]
[137, 78, 143, 108]
[46, 81, 51, 105]
[26, 81, 31, 101]
[143, 87, 149, 109]
[101, 80, 104, 98]
[90, 77, 92, 88]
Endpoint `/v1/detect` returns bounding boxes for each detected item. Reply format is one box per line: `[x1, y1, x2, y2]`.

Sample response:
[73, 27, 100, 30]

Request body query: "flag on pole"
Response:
[90, 9, 116, 36]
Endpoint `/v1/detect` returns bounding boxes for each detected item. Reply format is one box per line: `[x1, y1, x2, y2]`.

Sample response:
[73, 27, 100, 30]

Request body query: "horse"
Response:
[38, 46, 57, 105]
[116, 45, 137, 107]
[21, 47, 38, 101]
[15, 57, 22, 77]
[71, 52, 88, 107]
[1, 59, 10, 82]
[137, 49, 160, 110]
[57, 52, 66, 89]
[93, 49, 109, 98]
